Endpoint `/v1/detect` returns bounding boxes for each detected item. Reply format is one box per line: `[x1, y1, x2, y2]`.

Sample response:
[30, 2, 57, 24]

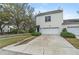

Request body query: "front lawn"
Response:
[0, 33, 32, 48]
[66, 38, 79, 49]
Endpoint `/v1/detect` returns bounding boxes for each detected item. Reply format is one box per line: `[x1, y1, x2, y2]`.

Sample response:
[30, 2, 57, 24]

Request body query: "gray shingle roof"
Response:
[62, 19, 79, 25]
[36, 10, 63, 16]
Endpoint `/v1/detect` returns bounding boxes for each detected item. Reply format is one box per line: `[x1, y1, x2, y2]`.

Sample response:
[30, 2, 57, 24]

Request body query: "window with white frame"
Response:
[45, 16, 51, 22]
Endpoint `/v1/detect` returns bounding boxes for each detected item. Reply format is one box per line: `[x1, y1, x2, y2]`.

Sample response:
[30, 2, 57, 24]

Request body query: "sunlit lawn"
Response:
[0, 33, 32, 48]
[66, 38, 79, 49]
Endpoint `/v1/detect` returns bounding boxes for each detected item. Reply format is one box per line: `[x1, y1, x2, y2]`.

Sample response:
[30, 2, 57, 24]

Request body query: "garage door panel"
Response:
[40, 28, 59, 34]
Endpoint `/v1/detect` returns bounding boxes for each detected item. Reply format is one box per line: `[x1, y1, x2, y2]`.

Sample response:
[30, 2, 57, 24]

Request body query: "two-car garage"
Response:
[40, 27, 60, 35]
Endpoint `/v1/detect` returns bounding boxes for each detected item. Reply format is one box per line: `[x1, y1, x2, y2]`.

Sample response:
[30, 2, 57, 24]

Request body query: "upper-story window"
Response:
[45, 16, 51, 22]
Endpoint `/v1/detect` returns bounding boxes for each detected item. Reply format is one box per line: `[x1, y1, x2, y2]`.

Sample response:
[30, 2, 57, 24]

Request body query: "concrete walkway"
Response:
[2, 35, 79, 55]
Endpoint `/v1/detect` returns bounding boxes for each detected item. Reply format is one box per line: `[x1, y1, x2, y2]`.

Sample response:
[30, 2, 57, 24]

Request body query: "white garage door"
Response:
[40, 28, 59, 34]
[67, 28, 79, 35]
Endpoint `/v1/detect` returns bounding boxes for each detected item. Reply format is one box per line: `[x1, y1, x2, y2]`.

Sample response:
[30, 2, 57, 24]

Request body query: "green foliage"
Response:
[29, 27, 36, 33]
[62, 28, 67, 32]
[0, 3, 35, 34]
[60, 28, 75, 38]
[31, 32, 41, 36]
[10, 29, 26, 34]
[60, 32, 75, 38]
[0, 12, 11, 21]
[10, 29, 18, 34]
[18, 30, 25, 33]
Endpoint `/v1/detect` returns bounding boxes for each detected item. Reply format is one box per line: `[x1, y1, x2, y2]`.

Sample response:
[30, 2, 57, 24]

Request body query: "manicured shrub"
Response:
[31, 32, 41, 36]
[60, 32, 75, 38]
[62, 28, 67, 32]
[60, 28, 75, 38]
[29, 28, 36, 33]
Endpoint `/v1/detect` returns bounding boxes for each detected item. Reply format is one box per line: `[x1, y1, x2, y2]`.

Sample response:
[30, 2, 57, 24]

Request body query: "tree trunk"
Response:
[16, 24, 20, 34]
[0, 27, 3, 35]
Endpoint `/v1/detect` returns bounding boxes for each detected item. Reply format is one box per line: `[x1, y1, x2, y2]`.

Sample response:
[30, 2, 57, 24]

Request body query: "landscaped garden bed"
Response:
[61, 28, 79, 49]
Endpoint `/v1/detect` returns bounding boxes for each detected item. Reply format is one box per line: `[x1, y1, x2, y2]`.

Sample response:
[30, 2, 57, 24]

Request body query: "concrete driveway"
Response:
[0, 49, 30, 55]
[2, 35, 79, 55]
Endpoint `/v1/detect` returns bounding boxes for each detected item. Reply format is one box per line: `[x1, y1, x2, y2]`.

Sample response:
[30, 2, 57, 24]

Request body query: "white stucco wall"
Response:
[36, 12, 63, 28]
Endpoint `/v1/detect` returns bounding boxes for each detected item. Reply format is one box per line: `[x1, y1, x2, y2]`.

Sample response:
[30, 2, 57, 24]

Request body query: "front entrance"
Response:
[36, 25, 40, 32]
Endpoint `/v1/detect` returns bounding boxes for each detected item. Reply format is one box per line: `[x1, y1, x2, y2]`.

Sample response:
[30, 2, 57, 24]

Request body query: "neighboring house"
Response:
[2, 25, 11, 32]
[62, 19, 79, 35]
[0, 24, 15, 33]
[36, 10, 79, 35]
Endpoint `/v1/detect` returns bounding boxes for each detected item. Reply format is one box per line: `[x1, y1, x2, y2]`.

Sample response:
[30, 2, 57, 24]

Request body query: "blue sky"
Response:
[30, 3, 79, 19]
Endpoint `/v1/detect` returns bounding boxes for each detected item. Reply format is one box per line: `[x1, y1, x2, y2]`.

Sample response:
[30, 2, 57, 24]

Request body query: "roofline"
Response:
[36, 10, 63, 17]
[62, 18, 79, 25]
[64, 18, 79, 20]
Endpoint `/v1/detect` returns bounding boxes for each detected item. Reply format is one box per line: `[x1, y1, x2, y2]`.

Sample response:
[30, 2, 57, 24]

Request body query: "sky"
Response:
[30, 3, 79, 19]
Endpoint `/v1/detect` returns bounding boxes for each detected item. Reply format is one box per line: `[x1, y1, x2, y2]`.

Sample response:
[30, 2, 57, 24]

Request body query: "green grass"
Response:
[66, 38, 79, 49]
[0, 33, 32, 48]
[15, 36, 36, 46]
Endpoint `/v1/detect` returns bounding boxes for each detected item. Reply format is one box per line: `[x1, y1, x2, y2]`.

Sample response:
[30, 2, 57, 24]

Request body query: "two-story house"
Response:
[36, 10, 63, 34]
[36, 10, 79, 35]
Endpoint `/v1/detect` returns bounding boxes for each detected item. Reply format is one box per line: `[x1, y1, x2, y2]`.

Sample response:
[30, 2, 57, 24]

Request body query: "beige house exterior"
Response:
[36, 10, 79, 35]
